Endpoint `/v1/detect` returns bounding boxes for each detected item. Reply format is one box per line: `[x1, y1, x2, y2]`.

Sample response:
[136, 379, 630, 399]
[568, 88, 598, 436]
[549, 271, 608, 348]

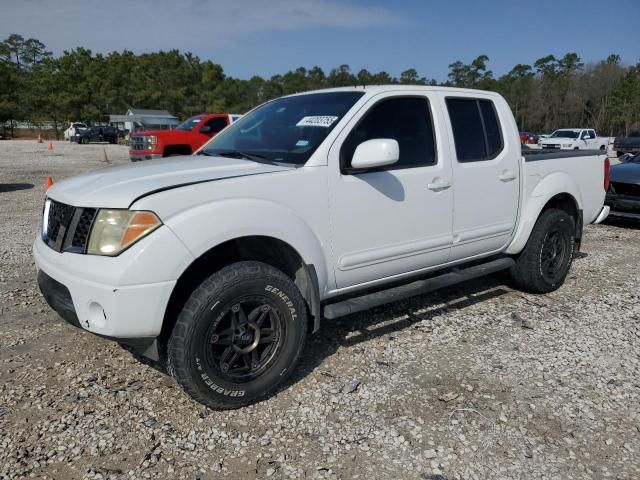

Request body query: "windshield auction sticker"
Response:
[296, 116, 339, 128]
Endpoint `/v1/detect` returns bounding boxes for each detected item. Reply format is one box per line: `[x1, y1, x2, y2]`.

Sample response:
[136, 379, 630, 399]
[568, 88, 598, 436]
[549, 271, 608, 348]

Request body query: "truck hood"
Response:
[540, 137, 574, 142]
[610, 161, 640, 185]
[47, 155, 293, 208]
[134, 129, 193, 142]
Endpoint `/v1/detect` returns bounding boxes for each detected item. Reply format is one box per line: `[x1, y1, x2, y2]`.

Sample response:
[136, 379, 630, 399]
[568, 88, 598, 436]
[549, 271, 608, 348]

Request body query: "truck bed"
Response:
[523, 149, 607, 162]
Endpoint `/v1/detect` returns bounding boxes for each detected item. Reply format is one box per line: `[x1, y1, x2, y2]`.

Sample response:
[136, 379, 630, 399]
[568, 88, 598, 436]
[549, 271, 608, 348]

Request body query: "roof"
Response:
[283, 85, 504, 98]
[126, 108, 177, 118]
[109, 114, 179, 125]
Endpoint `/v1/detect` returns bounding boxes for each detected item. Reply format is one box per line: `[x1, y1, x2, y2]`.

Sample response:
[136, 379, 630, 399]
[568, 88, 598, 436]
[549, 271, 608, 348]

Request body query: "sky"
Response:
[1, 0, 639, 82]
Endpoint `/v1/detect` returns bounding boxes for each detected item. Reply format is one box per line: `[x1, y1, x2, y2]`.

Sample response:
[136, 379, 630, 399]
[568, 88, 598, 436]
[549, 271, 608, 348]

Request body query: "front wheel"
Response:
[509, 208, 575, 294]
[167, 261, 308, 409]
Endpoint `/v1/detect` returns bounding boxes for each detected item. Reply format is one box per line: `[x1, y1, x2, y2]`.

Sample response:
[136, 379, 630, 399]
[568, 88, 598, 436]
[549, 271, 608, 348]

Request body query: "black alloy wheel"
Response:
[540, 229, 570, 285]
[205, 297, 285, 383]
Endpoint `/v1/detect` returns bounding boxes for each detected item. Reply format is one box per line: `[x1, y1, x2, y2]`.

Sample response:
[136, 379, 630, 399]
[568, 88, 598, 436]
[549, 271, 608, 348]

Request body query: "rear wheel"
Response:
[509, 208, 575, 294]
[167, 261, 307, 409]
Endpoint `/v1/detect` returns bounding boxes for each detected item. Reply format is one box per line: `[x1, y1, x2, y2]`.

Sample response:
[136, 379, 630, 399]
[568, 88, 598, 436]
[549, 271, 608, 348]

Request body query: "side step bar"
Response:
[323, 257, 515, 320]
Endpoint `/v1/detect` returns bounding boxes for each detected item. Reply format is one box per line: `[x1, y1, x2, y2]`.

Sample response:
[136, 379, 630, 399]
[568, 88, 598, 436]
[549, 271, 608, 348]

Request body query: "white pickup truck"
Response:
[63, 122, 88, 141]
[539, 128, 608, 151]
[34, 86, 610, 409]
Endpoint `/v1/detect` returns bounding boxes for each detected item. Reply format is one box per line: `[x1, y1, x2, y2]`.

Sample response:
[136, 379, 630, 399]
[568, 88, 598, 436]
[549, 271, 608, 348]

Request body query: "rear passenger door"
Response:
[444, 95, 520, 259]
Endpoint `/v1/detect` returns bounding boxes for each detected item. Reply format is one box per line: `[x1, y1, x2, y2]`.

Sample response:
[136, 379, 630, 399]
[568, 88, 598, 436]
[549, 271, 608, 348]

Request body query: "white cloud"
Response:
[0, 0, 404, 53]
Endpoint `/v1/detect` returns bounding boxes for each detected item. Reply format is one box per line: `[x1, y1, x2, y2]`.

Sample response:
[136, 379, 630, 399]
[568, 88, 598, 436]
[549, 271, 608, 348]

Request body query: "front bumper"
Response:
[37, 270, 159, 355]
[605, 193, 640, 220]
[129, 152, 163, 162]
[540, 144, 573, 150]
[33, 227, 192, 339]
[613, 145, 640, 153]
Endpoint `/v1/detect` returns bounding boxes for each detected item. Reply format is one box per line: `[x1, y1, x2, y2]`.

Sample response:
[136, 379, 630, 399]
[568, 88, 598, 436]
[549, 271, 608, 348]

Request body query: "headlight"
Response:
[87, 209, 162, 256]
[146, 136, 158, 148]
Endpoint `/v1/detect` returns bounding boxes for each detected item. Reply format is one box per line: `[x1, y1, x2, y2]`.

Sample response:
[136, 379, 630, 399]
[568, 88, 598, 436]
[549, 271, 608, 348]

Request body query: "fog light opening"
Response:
[88, 302, 107, 329]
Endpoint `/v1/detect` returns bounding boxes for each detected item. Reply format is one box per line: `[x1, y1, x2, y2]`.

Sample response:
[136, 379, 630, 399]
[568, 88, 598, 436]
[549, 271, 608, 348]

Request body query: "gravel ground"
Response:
[0, 139, 638, 480]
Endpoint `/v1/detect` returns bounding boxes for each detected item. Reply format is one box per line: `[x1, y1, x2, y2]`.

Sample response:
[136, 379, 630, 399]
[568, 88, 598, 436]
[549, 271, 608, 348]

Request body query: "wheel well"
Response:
[540, 193, 582, 245]
[159, 236, 320, 345]
[163, 144, 192, 157]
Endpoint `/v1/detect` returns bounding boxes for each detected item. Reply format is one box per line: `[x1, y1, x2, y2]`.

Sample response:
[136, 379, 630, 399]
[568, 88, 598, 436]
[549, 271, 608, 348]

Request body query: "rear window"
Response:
[446, 98, 503, 162]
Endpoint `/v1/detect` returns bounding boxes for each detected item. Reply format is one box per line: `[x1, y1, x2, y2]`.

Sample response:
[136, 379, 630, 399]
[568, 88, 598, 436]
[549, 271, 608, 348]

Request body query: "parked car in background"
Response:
[73, 126, 118, 144]
[64, 122, 87, 141]
[613, 131, 640, 158]
[35, 86, 609, 409]
[129, 113, 242, 161]
[539, 128, 608, 151]
[606, 152, 640, 220]
[519, 131, 538, 144]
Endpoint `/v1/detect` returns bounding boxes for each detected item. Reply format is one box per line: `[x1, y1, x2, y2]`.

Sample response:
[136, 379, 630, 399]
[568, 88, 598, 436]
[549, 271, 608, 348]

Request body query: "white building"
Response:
[109, 109, 179, 133]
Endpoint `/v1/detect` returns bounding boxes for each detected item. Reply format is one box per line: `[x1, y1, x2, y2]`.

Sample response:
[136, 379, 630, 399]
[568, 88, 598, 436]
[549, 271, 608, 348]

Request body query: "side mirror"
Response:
[200, 125, 212, 134]
[350, 138, 399, 171]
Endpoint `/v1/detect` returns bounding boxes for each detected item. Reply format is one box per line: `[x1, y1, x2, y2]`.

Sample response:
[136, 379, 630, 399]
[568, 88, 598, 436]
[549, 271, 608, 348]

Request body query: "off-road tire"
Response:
[167, 261, 307, 409]
[509, 208, 575, 294]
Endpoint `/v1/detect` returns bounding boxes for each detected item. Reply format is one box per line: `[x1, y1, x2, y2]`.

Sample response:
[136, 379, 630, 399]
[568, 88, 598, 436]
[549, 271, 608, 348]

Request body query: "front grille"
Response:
[543, 144, 560, 149]
[45, 201, 74, 247]
[71, 208, 97, 249]
[610, 182, 640, 197]
[130, 136, 146, 151]
[43, 200, 96, 253]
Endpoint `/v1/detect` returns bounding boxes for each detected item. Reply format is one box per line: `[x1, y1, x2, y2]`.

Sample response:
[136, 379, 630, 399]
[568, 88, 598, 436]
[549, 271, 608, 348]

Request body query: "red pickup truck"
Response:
[129, 113, 242, 161]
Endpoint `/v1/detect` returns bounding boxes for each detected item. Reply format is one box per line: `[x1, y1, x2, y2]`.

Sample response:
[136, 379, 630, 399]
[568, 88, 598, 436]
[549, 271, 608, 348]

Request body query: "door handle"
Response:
[427, 180, 451, 191]
[498, 170, 517, 182]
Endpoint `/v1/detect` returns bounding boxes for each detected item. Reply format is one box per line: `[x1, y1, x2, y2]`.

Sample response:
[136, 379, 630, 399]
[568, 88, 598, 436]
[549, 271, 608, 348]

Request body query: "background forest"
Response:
[1, 34, 639, 137]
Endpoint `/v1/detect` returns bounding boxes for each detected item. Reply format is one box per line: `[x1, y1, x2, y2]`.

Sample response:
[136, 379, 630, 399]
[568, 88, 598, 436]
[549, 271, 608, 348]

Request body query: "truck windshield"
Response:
[176, 116, 204, 131]
[199, 91, 365, 165]
[551, 130, 579, 139]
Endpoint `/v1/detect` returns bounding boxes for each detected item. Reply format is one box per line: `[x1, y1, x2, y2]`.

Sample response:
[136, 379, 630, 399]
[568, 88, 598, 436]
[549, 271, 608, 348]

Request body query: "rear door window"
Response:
[446, 98, 504, 162]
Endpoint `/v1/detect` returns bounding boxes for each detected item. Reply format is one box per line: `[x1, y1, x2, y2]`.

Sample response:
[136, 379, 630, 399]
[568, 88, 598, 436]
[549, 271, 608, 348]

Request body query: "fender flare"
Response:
[164, 198, 329, 322]
[506, 171, 582, 255]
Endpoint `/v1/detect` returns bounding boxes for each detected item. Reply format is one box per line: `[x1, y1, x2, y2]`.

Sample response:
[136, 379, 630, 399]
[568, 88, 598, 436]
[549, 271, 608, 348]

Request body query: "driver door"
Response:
[199, 116, 229, 139]
[327, 93, 453, 290]
[581, 130, 595, 149]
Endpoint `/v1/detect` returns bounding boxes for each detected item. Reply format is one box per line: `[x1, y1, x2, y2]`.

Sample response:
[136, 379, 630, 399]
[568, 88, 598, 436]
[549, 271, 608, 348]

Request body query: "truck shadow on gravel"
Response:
[286, 273, 512, 390]
[0, 183, 34, 193]
[603, 217, 640, 230]
[122, 273, 512, 401]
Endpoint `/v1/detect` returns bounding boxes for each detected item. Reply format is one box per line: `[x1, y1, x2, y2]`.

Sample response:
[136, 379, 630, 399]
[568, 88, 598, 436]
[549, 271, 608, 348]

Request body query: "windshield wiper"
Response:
[207, 150, 278, 165]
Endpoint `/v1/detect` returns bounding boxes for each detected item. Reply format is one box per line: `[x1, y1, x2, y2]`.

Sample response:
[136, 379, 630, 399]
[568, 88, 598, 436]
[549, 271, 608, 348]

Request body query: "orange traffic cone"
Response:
[47, 142, 53, 151]
[37, 134, 43, 143]
[45, 176, 54, 190]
